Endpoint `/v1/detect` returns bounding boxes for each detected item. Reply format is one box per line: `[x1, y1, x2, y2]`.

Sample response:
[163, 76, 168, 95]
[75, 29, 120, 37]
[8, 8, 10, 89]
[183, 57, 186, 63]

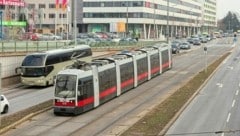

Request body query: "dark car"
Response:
[171, 43, 180, 54]
[187, 37, 194, 44]
[192, 38, 201, 45]
[180, 42, 191, 49]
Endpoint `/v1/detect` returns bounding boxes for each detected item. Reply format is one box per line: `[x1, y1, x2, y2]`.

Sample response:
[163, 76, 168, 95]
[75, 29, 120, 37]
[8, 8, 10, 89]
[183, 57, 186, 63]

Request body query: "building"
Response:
[201, 0, 217, 34]
[74, 0, 202, 39]
[1, 0, 217, 40]
[23, 0, 72, 34]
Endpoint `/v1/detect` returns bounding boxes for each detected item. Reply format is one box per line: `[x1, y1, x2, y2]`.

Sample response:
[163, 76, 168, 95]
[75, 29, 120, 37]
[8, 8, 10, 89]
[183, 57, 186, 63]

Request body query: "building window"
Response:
[39, 4, 46, 9]
[49, 4, 55, 9]
[49, 14, 55, 18]
[28, 4, 35, 9]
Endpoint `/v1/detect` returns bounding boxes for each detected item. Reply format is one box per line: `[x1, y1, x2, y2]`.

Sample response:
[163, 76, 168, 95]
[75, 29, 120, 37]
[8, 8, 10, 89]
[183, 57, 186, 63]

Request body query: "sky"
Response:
[217, 0, 240, 19]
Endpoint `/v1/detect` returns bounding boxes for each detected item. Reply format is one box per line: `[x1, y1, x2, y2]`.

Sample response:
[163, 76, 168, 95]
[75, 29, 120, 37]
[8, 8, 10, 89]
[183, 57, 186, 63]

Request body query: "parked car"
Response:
[41, 33, 62, 40]
[0, 95, 9, 114]
[180, 42, 191, 49]
[187, 37, 194, 44]
[200, 37, 208, 43]
[171, 43, 180, 54]
[193, 38, 201, 45]
[21, 32, 42, 41]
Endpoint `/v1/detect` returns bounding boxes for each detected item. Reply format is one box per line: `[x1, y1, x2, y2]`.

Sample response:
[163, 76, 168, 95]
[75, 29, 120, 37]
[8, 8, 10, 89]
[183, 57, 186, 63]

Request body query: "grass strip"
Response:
[121, 52, 230, 136]
[0, 100, 52, 134]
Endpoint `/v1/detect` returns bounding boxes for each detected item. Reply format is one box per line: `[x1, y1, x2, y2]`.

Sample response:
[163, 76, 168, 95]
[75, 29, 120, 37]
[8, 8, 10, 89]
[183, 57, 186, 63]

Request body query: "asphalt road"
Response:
[2, 38, 234, 136]
[166, 44, 240, 136]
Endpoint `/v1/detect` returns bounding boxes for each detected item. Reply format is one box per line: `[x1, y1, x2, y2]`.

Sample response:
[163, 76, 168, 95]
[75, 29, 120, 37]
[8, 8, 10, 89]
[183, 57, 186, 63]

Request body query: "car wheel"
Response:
[3, 105, 8, 113]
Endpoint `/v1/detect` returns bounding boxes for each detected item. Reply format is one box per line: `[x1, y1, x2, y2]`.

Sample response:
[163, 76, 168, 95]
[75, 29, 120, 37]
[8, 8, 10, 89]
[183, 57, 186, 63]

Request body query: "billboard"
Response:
[0, 0, 25, 7]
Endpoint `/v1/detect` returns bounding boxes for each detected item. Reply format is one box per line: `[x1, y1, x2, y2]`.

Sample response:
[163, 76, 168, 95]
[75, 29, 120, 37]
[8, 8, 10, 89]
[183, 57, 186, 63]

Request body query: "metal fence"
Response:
[0, 40, 163, 53]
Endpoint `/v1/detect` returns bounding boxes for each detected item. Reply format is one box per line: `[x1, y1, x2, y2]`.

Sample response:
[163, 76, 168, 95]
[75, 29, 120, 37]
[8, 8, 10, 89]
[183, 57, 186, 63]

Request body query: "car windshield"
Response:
[171, 44, 177, 48]
[55, 74, 77, 98]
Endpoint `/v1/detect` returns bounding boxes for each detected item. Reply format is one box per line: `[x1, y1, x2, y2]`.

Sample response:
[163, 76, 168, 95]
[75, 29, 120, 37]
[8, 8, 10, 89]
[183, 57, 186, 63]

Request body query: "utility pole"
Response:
[167, 0, 169, 43]
[74, 0, 77, 46]
[126, 1, 129, 38]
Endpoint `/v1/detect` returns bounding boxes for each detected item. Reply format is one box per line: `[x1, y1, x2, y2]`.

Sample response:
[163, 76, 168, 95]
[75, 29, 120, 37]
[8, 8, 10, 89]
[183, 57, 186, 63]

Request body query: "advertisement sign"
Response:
[0, 0, 25, 7]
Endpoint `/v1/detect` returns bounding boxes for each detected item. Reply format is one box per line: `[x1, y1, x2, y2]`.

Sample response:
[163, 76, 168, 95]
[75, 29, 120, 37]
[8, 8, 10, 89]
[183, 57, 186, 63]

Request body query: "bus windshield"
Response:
[55, 75, 77, 98]
[22, 54, 46, 66]
[22, 67, 45, 77]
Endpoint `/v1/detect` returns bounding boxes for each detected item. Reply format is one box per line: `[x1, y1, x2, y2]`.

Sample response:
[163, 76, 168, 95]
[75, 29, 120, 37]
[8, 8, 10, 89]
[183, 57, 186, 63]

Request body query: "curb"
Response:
[0, 106, 52, 135]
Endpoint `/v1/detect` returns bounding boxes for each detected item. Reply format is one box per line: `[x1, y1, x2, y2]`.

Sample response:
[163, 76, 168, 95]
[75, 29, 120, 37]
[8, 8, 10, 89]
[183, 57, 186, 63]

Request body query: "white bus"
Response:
[16, 45, 92, 86]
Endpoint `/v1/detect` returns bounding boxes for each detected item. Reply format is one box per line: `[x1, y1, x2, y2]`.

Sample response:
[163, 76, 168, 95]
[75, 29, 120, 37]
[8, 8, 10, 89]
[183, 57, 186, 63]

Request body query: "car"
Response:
[201, 37, 208, 43]
[192, 38, 201, 45]
[180, 42, 191, 49]
[187, 37, 194, 44]
[0, 95, 9, 114]
[41, 33, 63, 40]
[171, 43, 180, 54]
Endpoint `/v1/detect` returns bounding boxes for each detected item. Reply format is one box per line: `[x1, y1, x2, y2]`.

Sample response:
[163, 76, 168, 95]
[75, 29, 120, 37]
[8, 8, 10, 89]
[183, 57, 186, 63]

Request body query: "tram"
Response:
[53, 43, 172, 115]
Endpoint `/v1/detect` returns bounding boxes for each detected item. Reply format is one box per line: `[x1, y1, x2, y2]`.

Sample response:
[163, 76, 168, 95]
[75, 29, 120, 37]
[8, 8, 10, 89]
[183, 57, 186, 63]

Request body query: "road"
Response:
[166, 44, 240, 136]
[1, 38, 234, 136]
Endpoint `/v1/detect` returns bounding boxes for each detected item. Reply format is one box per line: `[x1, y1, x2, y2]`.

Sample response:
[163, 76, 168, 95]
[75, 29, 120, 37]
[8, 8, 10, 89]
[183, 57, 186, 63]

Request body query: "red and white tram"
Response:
[53, 43, 172, 115]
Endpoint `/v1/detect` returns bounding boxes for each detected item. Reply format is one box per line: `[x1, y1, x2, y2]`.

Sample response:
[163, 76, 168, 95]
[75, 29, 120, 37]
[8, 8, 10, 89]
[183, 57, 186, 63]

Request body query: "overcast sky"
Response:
[217, 0, 240, 19]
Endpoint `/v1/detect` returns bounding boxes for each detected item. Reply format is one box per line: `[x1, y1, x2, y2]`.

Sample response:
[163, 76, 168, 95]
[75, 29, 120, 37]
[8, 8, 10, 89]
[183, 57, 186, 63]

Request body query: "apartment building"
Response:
[1, 0, 217, 39]
[201, 0, 217, 33]
[75, 0, 202, 39]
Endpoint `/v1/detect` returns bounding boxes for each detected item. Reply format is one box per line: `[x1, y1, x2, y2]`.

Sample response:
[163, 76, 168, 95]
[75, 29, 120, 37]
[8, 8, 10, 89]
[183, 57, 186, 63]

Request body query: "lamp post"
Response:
[167, 0, 169, 43]
[74, 0, 77, 46]
[126, 2, 129, 38]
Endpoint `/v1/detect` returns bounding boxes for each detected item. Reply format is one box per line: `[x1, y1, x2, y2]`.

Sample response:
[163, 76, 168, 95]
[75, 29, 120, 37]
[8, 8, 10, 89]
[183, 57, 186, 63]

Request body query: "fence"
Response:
[0, 40, 163, 54]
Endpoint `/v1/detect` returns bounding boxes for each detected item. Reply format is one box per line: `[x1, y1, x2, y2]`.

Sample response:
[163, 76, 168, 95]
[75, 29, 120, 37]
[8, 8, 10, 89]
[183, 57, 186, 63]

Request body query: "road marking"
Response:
[227, 113, 231, 123]
[227, 66, 233, 70]
[216, 83, 223, 88]
[236, 90, 239, 96]
[221, 133, 224, 136]
[232, 100, 236, 108]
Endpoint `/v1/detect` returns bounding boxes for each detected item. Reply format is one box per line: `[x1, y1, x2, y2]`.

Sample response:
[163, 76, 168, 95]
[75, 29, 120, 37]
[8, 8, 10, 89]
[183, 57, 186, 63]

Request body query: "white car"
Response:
[0, 95, 9, 114]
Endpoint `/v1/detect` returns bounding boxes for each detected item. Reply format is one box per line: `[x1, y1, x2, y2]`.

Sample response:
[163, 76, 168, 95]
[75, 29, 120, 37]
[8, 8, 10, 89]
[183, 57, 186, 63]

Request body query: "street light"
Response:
[167, 0, 169, 43]
[126, 2, 129, 38]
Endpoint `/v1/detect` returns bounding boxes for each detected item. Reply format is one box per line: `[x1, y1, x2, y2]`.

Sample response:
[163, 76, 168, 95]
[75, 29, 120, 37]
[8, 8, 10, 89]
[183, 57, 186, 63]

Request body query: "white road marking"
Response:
[232, 100, 236, 108]
[236, 90, 239, 96]
[226, 113, 231, 123]
[221, 133, 225, 136]
[216, 83, 223, 88]
[227, 66, 233, 70]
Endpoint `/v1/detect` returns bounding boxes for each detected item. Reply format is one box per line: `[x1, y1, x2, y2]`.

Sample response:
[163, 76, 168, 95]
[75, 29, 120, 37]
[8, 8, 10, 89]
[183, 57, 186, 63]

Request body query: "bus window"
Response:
[22, 55, 46, 66]
[22, 67, 45, 77]
[46, 55, 61, 65]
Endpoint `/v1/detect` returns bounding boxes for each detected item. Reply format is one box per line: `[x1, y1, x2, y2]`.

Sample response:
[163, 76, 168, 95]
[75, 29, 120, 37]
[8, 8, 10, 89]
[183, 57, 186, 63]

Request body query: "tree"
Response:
[219, 11, 240, 32]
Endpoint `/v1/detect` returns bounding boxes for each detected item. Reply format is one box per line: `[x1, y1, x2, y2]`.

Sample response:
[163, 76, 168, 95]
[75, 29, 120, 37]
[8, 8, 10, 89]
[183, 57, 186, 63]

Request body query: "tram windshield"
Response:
[55, 75, 77, 98]
[22, 54, 46, 66]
